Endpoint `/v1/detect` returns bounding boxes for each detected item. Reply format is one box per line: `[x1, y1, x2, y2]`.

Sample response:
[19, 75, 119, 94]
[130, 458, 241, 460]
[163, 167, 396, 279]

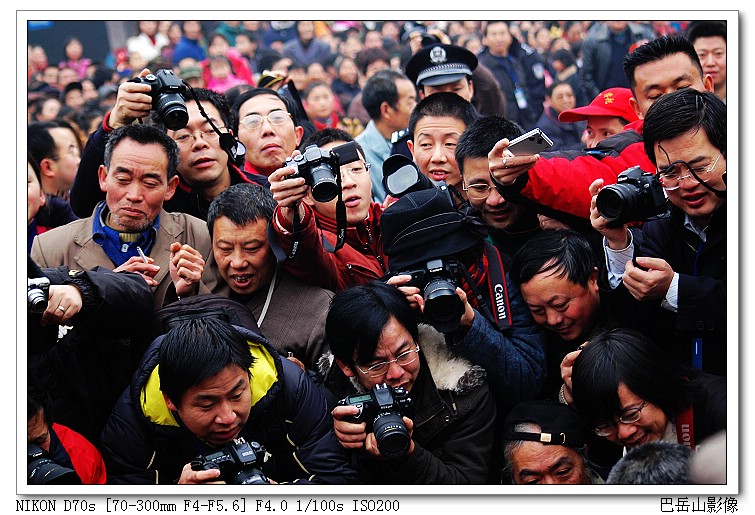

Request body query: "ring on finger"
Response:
[503, 157, 509, 168]
[57, 306, 66, 312]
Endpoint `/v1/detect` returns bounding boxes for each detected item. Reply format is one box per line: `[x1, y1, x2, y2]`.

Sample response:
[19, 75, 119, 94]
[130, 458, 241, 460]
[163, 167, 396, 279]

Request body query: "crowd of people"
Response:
[26, 18, 728, 486]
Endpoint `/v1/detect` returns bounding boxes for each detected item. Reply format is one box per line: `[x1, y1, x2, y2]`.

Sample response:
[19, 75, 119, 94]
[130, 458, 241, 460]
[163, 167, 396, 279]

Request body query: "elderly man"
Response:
[32, 124, 216, 311]
[502, 400, 603, 484]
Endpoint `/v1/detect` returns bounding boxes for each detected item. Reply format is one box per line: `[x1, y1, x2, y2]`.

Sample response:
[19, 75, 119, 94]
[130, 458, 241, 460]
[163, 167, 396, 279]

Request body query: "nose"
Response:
[384, 360, 404, 383]
[191, 132, 210, 150]
[229, 249, 248, 269]
[214, 402, 237, 425]
[486, 186, 505, 206]
[616, 420, 638, 442]
[702, 53, 716, 67]
[341, 168, 358, 189]
[545, 309, 563, 328]
[430, 144, 447, 163]
[124, 183, 144, 202]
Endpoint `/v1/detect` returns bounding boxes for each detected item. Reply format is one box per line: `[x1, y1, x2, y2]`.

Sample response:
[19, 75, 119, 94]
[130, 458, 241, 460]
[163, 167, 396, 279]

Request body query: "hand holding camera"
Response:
[588, 178, 632, 249]
[30, 277, 84, 327]
[269, 150, 310, 223]
[189, 437, 270, 485]
[110, 69, 155, 129]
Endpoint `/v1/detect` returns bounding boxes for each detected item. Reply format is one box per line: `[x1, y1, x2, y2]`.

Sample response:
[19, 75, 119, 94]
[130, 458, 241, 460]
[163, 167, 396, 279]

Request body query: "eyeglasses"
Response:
[462, 181, 494, 200]
[658, 153, 723, 191]
[355, 344, 420, 378]
[343, 162, 371, 177]
[593, 400, 648, 437]
[240, 110, 292, 130]
[51, 146, 81, 160]
[173, 127, 225, 146]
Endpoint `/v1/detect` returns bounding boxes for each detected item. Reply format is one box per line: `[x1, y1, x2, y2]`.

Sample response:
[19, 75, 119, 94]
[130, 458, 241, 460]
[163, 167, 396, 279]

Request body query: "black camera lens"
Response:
[155, 93, 189, 130]
[309, 163, 340, 203]
[28, 444, 81, 485]
[596, 183, 640, 225]
[372, 412, 411, 457]
[424, 278, 464, 333]
[233, 469, 269, 485]
[28, 289, 48, 314]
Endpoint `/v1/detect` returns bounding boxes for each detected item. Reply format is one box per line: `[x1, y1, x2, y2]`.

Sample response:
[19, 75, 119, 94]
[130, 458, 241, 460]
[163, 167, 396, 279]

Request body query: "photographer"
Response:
[268, 128, 387, 292]
[27, 255, 153, 446]
[69, 69, 266, 221]
[322, 280, 496, 484]
[588, 88, 726, 376]
[100, 317, 358, 484]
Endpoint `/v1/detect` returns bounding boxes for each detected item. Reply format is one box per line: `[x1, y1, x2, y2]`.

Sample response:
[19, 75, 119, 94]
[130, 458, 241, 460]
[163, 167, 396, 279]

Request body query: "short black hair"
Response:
[547, 80, 573, 98]
[158, 318, 255, 407]
[27, 121, 58, 162]
[408, 91, 479, 139]
[606, 441, 692, 485]
[207, 183, 276, 239]
[455, 115, 523, 175]
[623, 35, 703, 94]
[104, 124, 179, 179]
[510, 229, 597, 287]
[361, 69, 410, 121]
[571, 328, 694, 427]
[28, 386, 54, 425]
[355, 47, 391, 75]
[686, 21, 726, 44]
[326, 281, 419, 366]
[642, 88, 726, 166]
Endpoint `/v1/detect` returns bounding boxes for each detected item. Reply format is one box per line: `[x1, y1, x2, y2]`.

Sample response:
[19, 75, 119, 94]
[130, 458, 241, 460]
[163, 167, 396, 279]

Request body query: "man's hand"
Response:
[268, 152, 308, 223]
[114, 256, 160, 287]
[169, 242, 205, 298]
[621, 257, 675, 302]
[109, 69, 155, 129]
[537, 214, 572, 231]
[386, 275, 423, 311]
[559, 344, 587, 406]
[40, 285, 83, 326]
[488, 138, 538, 187]
[331, 405, 368, 450]
[177, 463, 225, 485]
[588, 178, 631, 249]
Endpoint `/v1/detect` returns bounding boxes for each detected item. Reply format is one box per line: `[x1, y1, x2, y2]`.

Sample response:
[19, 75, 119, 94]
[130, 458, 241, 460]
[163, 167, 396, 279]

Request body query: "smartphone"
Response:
[506, 128, 554, 156]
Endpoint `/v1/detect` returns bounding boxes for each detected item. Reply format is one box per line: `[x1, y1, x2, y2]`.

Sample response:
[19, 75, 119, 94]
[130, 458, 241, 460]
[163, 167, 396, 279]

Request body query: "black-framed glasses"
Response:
[355, 344, 420, 378]
[462, 181, 493, 200]
[594, 400, 648, 437]
[240, 110, 292, 130]
[173, 127, 226, 146]
[658, 153, 723, 191]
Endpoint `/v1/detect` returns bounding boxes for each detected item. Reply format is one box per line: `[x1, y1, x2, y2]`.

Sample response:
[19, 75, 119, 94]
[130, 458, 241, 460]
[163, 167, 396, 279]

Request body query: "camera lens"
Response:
[28, 444, 81, 485]
[233, 468, 269, 485]
[596, 183, 639, 225]
[308, 163, 339, 203]
[372, 412, 411, 457]
[423, 278, 464, 333]
[28, 290, 48, 314]
[155, 93, 189, 130]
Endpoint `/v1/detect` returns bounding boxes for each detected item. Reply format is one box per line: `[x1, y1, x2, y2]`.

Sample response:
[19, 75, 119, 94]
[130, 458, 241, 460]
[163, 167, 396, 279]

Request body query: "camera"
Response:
[596, 166, 668, 227]
[28, 443, 81, 485]
[28, 277, 50, 314]
[400, 258, 465, 333]
[382, 154, 435, 198]
[190, 437, 269, 485]
[338, 384, 413, 458]
[131, 69, 189, 130]
[286, 141, 361, 203]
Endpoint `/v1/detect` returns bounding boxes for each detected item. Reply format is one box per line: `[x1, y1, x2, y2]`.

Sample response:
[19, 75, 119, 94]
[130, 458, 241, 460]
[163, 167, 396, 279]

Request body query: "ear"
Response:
[407, 139, 415, 158]
[164, 174, 180, 201]
[97, 164, 108, 193]
[39, 157, 56, 179]
[380, 100, 391, 119]
[294, 125, 304, 147]
[335, 357, 356, 378]
[163, 392, 178, 411]
[703, 74, 715, 93]
[468, 79, 475, 98]
[588, 267, 600, 295]
[629, 96, 643, 120]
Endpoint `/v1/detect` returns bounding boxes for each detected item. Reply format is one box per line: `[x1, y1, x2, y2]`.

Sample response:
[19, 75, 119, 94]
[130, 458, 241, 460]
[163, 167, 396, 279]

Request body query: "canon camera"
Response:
[596, 166, 668, 227]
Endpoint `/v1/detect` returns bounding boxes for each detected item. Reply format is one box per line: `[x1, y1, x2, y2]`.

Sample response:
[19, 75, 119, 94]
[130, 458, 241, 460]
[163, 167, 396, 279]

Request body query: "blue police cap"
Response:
[405, 44, 478, 87]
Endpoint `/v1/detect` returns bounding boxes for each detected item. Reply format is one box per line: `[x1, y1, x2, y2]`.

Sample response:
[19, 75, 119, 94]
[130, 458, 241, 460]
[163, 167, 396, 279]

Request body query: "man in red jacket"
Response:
[489, 35, 714, 225]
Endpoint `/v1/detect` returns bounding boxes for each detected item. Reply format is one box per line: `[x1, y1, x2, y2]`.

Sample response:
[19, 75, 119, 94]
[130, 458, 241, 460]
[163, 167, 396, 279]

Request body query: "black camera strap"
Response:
[458, 242, 512, 331]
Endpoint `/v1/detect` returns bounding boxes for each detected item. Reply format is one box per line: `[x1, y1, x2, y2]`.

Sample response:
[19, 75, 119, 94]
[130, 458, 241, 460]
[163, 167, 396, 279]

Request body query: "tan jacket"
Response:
[31, 208, 220, 311]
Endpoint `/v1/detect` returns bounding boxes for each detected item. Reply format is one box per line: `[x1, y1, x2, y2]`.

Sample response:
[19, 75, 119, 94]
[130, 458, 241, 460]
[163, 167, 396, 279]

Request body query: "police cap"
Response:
[405, 44, 478, 87]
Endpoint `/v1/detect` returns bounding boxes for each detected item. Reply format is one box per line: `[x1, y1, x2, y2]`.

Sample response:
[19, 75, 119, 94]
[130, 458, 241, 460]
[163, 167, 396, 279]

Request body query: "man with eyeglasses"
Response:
[588, 88, 727, 376]
[231, 88, 304, 178]
[269, 128, 387, 292]
[321, 280, 496, 484]
[70, 70, 266, 221]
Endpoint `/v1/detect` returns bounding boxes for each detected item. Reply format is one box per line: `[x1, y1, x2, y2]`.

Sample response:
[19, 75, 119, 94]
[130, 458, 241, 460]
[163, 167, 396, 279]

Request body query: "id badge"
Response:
[514, 86, 528, 109]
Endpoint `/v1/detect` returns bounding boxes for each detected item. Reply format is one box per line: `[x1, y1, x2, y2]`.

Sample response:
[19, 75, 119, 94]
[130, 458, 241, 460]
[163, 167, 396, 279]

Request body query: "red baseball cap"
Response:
[558, 87, 639, 123]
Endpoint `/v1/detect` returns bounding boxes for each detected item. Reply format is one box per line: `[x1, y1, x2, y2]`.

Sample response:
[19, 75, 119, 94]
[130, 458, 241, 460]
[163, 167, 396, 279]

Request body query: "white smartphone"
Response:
[506, 128, 554, 156]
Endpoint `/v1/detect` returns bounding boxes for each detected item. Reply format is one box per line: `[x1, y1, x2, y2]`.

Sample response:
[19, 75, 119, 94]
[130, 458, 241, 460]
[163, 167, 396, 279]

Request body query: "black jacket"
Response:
[319, 325, 497, 484]
[27, 262, 154, 445]
[100, 324, 359, 485]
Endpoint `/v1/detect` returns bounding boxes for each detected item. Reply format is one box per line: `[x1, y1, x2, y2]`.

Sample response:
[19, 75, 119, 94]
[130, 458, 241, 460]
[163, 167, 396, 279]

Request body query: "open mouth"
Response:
[230, 274, 254, 289]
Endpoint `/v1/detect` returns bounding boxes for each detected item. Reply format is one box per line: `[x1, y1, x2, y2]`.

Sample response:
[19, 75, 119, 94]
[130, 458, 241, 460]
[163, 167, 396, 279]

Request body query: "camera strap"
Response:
[675, 404, 695, 449]
[458, 243, 512, 331]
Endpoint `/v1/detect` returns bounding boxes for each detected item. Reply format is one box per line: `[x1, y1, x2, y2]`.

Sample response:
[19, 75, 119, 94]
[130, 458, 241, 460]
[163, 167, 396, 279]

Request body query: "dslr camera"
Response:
[286, 141, 361, 203]
[190, 437, 269, 485]
[28, 443, 81, 485]
[130, 69, 189, 130]
[596, 166, 668, 227]
[338, 383, 413, 458]
[400, 258, 465, 333]
[28, 277, 50, 314]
